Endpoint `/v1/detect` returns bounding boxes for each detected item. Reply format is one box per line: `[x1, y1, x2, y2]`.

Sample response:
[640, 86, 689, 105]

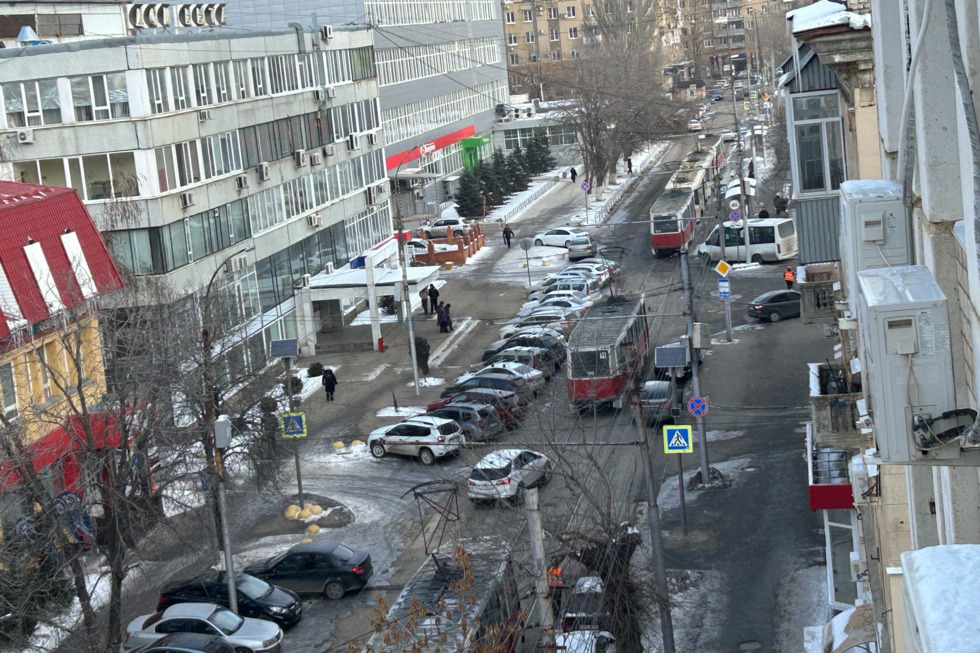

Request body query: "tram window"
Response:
[571, 350, 610, 377]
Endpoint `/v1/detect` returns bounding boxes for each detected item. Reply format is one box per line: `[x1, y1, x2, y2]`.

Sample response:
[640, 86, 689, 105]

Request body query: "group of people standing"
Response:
[419, 284, 454, 333]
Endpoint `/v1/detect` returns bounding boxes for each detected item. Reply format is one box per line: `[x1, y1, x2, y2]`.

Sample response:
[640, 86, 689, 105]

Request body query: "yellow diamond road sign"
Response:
[715, 260, 731, 277]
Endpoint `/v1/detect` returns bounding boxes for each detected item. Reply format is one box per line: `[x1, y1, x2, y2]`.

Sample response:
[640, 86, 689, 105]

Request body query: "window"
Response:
[146, 69, 170, 115]
[551, 51, 561, 61]
[35, 346, 51, 401]
[570, 49, 579, 59]
[194, 64, 213, 106]
[526, 32, 535, 43]
[509, 54, 519, 65]
[586, 4, 595, 16]
[568, 27, 579, 39]
[529, 52, 538, 62]
[249, 58, 268, 96]
[792, 93, 844, 193]
[171, 66, 190, 110]
[213, 62, 231, 102]
[565, 5, 576, 17]
[505, 11, 515, 23]
[523, 10, 532, 21]
[2, 79, 61, 127]
[70, 73, 129, 121]
[0, 363, 17, 419]
[548, 7, 559, 19]
[508, 33, 518, 45]
[550, 29, 560, 41]
[234, 60, 252, 99]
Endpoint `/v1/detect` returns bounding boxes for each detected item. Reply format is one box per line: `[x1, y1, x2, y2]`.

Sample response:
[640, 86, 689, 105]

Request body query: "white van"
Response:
[698, 218, 798, 263]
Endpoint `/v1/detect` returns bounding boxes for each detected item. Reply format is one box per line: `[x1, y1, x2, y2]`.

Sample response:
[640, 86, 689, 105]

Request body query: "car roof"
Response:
[475, 449, 525, 468]
[459, 388, 512, 397]
[494, 346, 547, 356]
[466, 372, 517, 381]
[162, 603, 219, 619]
[404, 415, 455, 427]
[432, 403, 480, 414]
[642, 380, 673, 393]
[286, 540, 342, 555]
[752, 289, 797, 302]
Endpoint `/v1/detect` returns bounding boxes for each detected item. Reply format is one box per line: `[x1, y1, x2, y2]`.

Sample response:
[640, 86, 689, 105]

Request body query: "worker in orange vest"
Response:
[784, 266, 795, 290]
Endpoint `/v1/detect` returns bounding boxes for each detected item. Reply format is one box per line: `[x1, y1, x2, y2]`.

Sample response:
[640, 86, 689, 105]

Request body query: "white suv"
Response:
[467, 449, 553, 503]
[368, 416, 464, 465]
[423, 217, 472, 239]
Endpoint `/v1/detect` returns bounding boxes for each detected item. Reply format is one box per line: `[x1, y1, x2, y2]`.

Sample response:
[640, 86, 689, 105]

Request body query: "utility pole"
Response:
[214, 415, 238, 614]
[680, 248, 711, 484]
[530, 0, 544, 100]
[392, 154, 422, 395]
[284, 356, 303, 506]
[525, 487, 554, 644]
[632, 378, 675, 653]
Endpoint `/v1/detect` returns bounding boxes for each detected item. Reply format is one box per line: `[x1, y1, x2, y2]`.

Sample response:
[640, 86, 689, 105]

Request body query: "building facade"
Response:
[501, 0, 588, 98]
[217, 0, 508, 221]
[0, 26, 393, 372]
[0, 182, 123, 538]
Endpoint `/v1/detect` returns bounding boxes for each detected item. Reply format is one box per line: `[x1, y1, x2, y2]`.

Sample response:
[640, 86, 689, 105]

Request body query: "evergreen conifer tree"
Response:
[507, 149, 530, 192]
[454, 167, 484, 218]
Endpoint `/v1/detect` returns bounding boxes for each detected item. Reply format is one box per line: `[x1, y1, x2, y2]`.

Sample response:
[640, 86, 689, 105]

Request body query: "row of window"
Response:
[509, 50, 581, 65]
[505, 5, 586, 22]
[365, 0, 498, 27]
[510, 26, 580, 44]
[154, 130, 243, 193]
[382, 81, 507, 145]
[375, 38, 500, 87]
[502, 125, 577, 150]
[0, 48, 375, 129]
[13, 153, 138, 201]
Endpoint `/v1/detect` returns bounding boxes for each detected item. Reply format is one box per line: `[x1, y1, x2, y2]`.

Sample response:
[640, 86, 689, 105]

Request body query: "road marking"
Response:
[429, 317, 477, 367]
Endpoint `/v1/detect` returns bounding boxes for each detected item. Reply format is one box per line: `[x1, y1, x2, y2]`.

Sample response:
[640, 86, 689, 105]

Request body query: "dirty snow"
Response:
[706, 429, 744, 442]
[408, 377, 444, 387]
[657, 456, 755, 511]
[375, 406, 427, 418]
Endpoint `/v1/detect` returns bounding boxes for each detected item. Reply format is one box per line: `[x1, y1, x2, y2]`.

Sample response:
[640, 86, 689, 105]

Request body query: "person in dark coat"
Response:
[626, 158, 633, 175]
[503, 225, 515, 248]
[321, 368, 337, 401]
[569, 167, 577, 183]
[419, 288, 429, 315]
[758, 208, 770, 220]
[444, 303, 453, 331]
[427, 284, 440, 317]
[436, 302, 448, 333]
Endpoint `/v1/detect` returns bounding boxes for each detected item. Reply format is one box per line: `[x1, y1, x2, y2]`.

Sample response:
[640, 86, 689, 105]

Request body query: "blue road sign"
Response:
[281, 412, 308, 439]
[717, 278, 731, 299]
[688, 396, 709, 417]
[580, 181, 590, 192]
[728, 210, 741, 222]
[663, 425, 693, 454]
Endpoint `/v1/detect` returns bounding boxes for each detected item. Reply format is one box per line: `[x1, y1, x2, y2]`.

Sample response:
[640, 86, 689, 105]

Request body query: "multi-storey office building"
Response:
[501, 0, 588, 98]
[0, 27, 392, 374]
[219, 0, 507, 220]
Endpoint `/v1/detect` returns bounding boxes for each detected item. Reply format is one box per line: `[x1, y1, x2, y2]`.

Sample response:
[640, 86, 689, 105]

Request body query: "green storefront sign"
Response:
[461, 134, 492, 170]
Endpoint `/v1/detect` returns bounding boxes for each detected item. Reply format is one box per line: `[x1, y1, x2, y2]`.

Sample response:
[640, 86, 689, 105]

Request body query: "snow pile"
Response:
[376, 406, 426, 418]
[901, 544, 980, 653]
[657, 456, 755, 511]
[408, 377, 444, 387]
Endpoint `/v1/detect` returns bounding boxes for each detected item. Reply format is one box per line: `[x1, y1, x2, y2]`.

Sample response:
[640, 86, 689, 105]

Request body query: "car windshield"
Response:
[210, 609, 245, 635]
[236, 574, 273, 600]
[641, 385, 671, 401]
[470, 465, 512, 481]
[332, 544, 356, 561]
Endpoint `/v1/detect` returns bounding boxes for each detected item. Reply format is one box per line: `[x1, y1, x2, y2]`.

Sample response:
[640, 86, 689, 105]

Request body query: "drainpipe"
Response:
[288, 22, 306, 53]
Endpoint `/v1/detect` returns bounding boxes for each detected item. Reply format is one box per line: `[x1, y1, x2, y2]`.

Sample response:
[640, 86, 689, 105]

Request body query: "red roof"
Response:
[0, 182, 123, 337]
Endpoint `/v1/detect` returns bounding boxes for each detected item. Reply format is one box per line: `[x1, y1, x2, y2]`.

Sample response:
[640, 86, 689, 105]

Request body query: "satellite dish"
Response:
[17, 26, 40, 44]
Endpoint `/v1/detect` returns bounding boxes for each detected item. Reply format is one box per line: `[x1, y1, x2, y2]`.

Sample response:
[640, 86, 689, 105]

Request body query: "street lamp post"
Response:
[392, 150, 422, 395]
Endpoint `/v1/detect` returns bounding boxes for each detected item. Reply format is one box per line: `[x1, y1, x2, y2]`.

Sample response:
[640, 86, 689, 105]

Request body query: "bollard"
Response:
[378, 337, 385, 352]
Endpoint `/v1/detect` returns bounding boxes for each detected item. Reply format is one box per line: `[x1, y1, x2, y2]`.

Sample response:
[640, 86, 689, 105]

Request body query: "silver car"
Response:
[121, 603, 283, 653]
[567, 236, 596, 260]
[368, 416, 464, 465]
[467, 449, 553, 504]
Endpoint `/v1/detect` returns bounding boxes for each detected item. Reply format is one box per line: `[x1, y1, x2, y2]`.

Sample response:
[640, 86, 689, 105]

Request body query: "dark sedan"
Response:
[243, 541, 372, 600]
[440, 373, 531, 404]
[426, 388, 524, 426]
[483, 334, 566, 367]
[131, 632, 234, 653]
[158, 571, 302, 628]
[639, 380, 676, 425]
[747, 290, 802, 323]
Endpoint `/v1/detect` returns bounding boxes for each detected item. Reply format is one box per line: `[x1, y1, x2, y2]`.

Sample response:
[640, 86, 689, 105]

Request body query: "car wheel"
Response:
[751, 254, 764, 264]
[564, 240, 571, 247]
[419, 447, 436, 466]
[453, 230, 464, 238]
[424, 231, 433, 239]
[538, 465, 553, 486]
[235, 648, 254, 653]
[324, 581, 346, 600]
[768, 310, 782, 323]
[509, 483, 526, 505]
[534, 239, 544, 246]
[370, 443, 386, 458]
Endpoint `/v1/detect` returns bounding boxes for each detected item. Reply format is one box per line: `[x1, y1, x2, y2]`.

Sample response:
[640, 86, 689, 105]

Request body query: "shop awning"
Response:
[0, 413, 123, 492]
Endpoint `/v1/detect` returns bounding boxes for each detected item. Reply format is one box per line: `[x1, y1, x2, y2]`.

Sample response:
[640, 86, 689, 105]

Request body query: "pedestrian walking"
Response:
[321, 368, 338, 401]
[427, 284, 439, 317]
[569, 167, 577, 183]
[626, 157, 633, 176]
[758, 207, 770, 220]
[748, 159, 755, 179]
[436, 302, 448, 333]
[784, 266, 795, 290]
[419, 288, 429, 315]
[502, 225, 515, 248]
[444, 303, 454, 331]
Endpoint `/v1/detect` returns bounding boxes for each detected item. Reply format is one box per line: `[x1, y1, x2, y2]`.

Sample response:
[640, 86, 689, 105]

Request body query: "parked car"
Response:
[422, 217, 472, 239]
[564, 263, 610, 286]
[533, 227, 589, 248]
[639, 380, 676, 425]
[483, 334, 566, 366]
[517, 296, 592, 318]
[128, 633, 234, 653]
[243, 541, 373, 600]
[427, 388, 523, 427]
[426, 403, 505, 442]
[527, 277, 600, 301]
[687, 119, 702, 132]
[440, 373, 531, 404]
[567, 236, 596, 260]
[709, 94, 724, 103]
[121, 603, 283, 653]
[467, 449, 553, 504]
[505, 326, 568, 344]
[528, 267, 601, 292]
[483, 346, 559, 380]
[457, 362, 546, 394]
[555, 631, 616, 653]
[498, 313, 574, 340]
[366, 416, 464, 465]
[577, 256, 621, 279]
[157, 571, 302, 628]
[561, 576, 609, 631]
[406, 238, 430, 253]
[747, 289, 802, 322]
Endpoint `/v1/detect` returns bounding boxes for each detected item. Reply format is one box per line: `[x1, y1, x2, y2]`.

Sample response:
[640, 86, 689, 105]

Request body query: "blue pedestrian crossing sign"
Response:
[281, 412, 308, 439]
[663, 425, 693, 454]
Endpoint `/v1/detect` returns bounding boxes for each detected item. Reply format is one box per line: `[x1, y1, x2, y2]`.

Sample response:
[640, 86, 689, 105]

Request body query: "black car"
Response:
[710, 94, 724, 102]
[483, 334, 566, 366]
[747, 290, 802, 322]
[132, 632, 234, 653]
[243, 541, 373, 600]
[158, 571, 302, 628]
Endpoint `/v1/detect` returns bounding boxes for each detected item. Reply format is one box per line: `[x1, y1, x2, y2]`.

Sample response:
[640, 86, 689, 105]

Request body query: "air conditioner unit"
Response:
[856, 265, 973, 465]
[325, 261, 335, 274]
[257, 162, 271, 181]
[323, 144, 336, 157]
[234, 174, 249, 190]
[294, 149, 309, 167]
[320, 24, 333, 41]
[179, 192, 195, 209]
[839, 180, 912, 308]
[347, 134, 358, 151]
[325, 86, 336, 99]
[307, 213, 321, 228]
[16, 129, 34, 144]
[368, 132, 379, 146]
[313, 89, 324, 102]
[198, 109, 212, 122]
[310, 152, 323, 166]
[224, 254, 249, 274]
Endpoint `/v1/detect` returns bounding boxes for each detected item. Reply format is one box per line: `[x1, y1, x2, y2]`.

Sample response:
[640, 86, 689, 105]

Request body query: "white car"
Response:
[687, 119, 702, 132]
[423, 217, 472, 239]
[528, 269, 600, 293]
[467, 449, 553, 503]
[564, 263, 609, 286]
[527, 279, 598, 302]
[499, 312, 573, 340]
[368, 416, 464, 465]
[577, 256, 621, 278]
[506, 325, 568, 343]
[517, 296, 592, 317]
[121, 603, 283, 653]
[532, 227, 589, 248]
[457, 363, 545, 393]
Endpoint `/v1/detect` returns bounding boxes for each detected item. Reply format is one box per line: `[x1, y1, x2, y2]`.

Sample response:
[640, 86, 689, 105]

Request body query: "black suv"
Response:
[158, 571, 302, 628]
[483, 334, 566, 366]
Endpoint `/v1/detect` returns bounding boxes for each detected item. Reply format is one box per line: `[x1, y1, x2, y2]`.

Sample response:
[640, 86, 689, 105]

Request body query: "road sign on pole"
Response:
[717, 278, 731, 299]
[664, 425, 694, 454]
[281, 412, 308, 438]
[714, 260, 731, 277]
[580, 181, 590, 192]
[687, 397, 709, 418]
[728, 209, 741, 223]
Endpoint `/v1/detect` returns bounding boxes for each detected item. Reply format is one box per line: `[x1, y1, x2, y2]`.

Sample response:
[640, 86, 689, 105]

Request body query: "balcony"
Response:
[799, 261, 839, 323]
[808, 361, 864, 450]
[806, 423, 854, 510]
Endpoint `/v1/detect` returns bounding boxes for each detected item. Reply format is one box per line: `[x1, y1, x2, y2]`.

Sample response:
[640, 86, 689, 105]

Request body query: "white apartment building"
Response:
[0, 25, 393, 374]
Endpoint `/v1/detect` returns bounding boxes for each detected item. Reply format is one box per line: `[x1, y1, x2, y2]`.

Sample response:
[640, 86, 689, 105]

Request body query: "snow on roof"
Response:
[786, 0, 845, 24]
[794, 8, 870, 34]
[902, 544, 980, 652]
